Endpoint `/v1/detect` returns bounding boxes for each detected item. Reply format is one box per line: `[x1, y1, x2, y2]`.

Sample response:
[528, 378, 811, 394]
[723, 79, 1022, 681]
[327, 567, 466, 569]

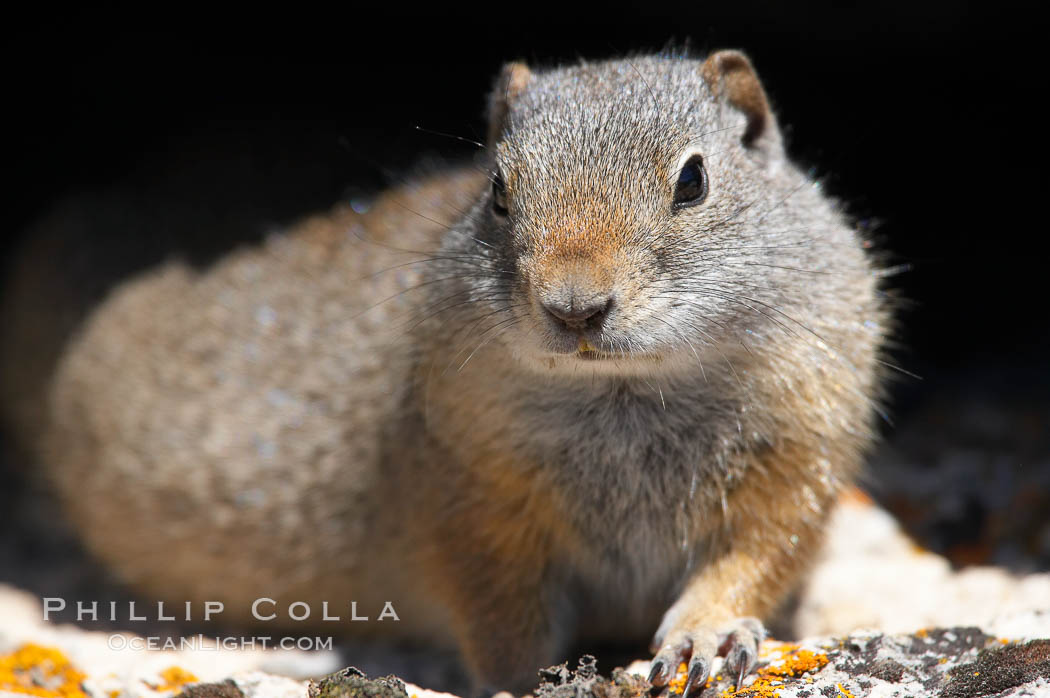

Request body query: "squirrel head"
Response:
[443, 51, 864, 378]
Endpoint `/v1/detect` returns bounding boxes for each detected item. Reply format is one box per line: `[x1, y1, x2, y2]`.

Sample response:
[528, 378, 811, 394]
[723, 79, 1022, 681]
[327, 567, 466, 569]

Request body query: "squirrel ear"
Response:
[487, 62, 533, 145]
[700, 50, 776, 148]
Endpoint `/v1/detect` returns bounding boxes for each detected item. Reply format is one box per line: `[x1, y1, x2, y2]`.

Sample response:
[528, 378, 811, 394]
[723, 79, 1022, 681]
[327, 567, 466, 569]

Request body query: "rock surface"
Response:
[794, 492, 1050, 638]
[550, 634, 1050, 697]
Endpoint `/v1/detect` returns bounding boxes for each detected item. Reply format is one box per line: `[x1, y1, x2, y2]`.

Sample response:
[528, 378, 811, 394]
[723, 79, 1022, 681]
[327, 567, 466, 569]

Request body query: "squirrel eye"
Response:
[673, 156, 708, 209]
[492, 170, 508, 216]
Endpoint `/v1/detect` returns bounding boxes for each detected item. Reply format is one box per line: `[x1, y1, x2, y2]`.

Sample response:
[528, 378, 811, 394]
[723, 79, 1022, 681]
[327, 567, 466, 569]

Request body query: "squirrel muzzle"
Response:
[527, 251, 623, 351]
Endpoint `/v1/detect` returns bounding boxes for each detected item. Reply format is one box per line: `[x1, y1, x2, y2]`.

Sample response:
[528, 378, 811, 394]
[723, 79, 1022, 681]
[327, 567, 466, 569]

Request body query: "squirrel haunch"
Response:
[1, 51, 889, 694]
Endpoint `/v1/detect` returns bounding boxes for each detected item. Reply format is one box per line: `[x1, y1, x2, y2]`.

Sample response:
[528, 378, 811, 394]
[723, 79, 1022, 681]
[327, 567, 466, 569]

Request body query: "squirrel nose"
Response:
[542, 296, 612, 332]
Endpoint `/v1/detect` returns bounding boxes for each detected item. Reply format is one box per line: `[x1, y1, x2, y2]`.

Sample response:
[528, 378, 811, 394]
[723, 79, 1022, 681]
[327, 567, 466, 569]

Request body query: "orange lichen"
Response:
[718, 645, 830, 698]
[836, 683, 855, 698]
[667, 662, 689, 694]
[144, 666, 199, 692]
[0, 643, 88, 698]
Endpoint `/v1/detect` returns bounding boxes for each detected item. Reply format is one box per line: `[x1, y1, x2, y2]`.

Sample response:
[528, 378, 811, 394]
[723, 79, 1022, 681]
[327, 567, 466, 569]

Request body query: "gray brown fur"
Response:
[1, 52, 889, 694]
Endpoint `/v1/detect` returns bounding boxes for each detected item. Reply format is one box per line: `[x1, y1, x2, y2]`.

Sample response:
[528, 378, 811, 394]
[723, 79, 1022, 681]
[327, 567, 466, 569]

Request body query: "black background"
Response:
[3, 8, 1047, 567]
[6, 8, 1045, 402]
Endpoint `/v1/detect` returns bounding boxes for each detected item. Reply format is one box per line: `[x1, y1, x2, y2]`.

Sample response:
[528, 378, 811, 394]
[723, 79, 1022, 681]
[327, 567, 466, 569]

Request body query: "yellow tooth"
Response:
[578, 338, 597, 353]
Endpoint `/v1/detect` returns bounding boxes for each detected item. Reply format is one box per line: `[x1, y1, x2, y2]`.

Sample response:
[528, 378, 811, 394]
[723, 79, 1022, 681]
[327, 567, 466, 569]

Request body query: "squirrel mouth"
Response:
[575, 349, 660, 362]
[576, 337, 611, 360]
[574, 337, 647, 361]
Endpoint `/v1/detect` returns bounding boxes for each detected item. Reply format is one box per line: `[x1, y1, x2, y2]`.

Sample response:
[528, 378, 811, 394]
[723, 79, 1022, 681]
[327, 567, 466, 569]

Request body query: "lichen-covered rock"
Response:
[625, 627, 1050, 698]
[4, 625, 1050, 698]
[533, 656, 649, 698]
[307, 667, 407, 698]
[940, 639, 1050, 698]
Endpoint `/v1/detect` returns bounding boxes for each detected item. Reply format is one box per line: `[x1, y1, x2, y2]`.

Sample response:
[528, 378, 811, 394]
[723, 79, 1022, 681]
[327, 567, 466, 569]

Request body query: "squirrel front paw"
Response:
[647, 616, 765, 693]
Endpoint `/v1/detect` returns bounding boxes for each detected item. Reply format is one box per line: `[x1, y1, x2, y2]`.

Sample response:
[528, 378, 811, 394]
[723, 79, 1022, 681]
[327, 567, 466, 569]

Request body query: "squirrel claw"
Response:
[719, 617, 763, 690]
[647, 659, 668, 686]
[685, 655, 710, 694]
[649, 627, 717, 694]
[649, 616, 765, 693]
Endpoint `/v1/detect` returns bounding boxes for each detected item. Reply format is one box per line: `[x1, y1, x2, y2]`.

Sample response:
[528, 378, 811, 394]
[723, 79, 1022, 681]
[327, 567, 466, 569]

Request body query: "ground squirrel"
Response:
[1, 51, 888, 694]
